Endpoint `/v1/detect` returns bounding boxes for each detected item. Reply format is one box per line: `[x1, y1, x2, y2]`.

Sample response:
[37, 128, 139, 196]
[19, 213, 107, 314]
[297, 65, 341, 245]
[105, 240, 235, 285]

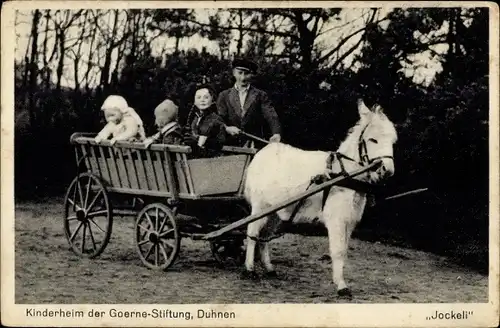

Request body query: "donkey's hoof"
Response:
[240, 270, 259, 281]
[337, 288, 353, 298]
[263, 270, 279, 279]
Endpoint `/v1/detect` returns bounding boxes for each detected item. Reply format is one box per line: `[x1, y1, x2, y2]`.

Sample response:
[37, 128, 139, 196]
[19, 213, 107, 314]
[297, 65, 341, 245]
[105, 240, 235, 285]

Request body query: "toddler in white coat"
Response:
[94, 95, 146, 145]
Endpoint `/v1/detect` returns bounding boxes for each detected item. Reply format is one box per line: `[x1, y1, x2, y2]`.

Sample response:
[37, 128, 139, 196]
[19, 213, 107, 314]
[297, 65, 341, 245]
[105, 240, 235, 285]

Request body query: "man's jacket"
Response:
[216, 85, 281, 145]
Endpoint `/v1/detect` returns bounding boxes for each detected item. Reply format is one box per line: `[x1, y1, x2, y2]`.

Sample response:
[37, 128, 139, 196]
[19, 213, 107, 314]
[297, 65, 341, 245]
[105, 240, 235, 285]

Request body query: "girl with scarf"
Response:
[184, 85, 227, 157]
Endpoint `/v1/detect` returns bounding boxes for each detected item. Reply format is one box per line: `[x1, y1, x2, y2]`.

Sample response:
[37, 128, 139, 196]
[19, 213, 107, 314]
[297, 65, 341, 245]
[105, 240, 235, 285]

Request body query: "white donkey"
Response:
[242, 99, 398, 297]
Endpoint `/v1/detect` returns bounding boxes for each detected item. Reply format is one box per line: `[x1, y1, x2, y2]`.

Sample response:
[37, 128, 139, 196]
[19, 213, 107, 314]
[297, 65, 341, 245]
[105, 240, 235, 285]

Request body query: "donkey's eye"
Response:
[368, 138, 378, 144]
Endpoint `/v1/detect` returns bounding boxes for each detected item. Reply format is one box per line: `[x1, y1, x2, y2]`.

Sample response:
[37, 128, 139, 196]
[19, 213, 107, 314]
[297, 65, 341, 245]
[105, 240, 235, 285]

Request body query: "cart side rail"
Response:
[71, 133, 181, 199]
[69, 133, 256, 200]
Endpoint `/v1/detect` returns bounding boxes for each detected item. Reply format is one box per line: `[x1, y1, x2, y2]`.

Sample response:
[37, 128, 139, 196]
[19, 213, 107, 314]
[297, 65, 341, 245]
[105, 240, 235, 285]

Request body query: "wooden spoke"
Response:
[155, 207, 159, 232]
[84, 178, 91, 209]
[66, 215, 78, 221]
[87, 210, 108, 218]
[67, 198, 82, 211]
[161, 239, 175, 251]
[144, 212, 155, 231]
[144, 244, 155, 260]
[158, 212, 168, 234]
[137, 239, 150, 246]
[159, 242, 169, 260]
[69, 222, 84, 242]
[210, 238, 246, 268]
[87, 222, 97, 252]
[85, 189, 103, 212]
[81, 223, 87, 254]
[159, 228, 174, 238]
[138, 223, 152, 234]
[155, 244, 160, 266]
[77, 179, 85, 210]
[88, 218, 106, 233]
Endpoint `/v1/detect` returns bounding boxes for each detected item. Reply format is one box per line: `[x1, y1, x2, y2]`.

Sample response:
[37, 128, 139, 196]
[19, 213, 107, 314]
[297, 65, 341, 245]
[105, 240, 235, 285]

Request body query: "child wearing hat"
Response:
[144, 99, 183, 147]
[95, 95, 146, 145]
[184, 85, 227, 157]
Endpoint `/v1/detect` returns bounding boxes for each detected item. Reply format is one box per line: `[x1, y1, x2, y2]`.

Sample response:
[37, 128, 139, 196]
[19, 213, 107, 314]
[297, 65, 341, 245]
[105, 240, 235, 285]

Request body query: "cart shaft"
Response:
[202, 160, 382, 240]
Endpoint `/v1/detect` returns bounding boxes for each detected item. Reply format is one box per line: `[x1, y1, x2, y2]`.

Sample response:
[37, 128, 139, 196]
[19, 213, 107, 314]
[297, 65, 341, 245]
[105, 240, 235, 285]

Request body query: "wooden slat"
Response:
[98, 146, 115, 186]
[107, 147, 122, 188]
[116, 148, 131, 189]
[145, 150, 160, 191]
[89, 145, 105, 180]
[125, 148, 140, 189]
[81, 145, 95, 175]
[163, 151, 178, 198]
[184, 154, 196, 195]
[140, 150, 158, 190]
[79, 145, 91, 173]
[152, 151, 169, 192]
[134, 150, 149, 190]
[175, 153, 190, 194]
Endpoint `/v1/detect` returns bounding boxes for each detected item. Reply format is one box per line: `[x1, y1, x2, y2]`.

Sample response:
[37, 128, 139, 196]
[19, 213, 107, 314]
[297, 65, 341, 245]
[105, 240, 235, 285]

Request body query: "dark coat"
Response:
[150, 122, 183, 145]
[216, 85, 281, 146]
[189, 106, 227, 156]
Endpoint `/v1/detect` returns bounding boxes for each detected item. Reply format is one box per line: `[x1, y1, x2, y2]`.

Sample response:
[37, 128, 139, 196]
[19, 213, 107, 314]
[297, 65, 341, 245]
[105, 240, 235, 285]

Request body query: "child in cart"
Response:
[94, 95, 146, 145]
[183, 85, 227, 158]
[143, 99, 183, 147]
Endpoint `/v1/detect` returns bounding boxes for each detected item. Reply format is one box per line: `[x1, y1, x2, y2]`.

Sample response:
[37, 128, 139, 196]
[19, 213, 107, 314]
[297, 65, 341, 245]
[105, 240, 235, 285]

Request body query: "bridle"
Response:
[357, 123, 395, 165]
[328, 118, 394, 174]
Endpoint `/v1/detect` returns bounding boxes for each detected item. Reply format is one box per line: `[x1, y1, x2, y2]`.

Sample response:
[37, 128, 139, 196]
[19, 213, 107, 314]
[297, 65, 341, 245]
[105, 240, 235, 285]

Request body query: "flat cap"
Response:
[232, 58, 258, 73]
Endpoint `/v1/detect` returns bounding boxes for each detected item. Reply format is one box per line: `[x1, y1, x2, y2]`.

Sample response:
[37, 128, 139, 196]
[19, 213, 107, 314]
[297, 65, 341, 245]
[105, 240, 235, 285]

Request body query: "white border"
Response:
[1, 1, 499, 327]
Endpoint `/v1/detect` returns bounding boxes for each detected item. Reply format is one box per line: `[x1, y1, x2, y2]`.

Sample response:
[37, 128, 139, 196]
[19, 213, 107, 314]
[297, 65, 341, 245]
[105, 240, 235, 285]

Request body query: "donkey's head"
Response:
[357, 99, 398, 183]
[338, 99, 398, 183]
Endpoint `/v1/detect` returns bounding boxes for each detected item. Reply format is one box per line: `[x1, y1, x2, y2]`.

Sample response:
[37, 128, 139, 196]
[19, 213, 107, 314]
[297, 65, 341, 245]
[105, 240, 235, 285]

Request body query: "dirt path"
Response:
[14, 199, 487, 304]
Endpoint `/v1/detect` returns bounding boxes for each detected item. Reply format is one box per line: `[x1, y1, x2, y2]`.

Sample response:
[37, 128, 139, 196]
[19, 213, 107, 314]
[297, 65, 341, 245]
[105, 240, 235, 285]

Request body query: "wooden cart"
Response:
[64, 132, 256, 269]
[64, 132, 384, 271]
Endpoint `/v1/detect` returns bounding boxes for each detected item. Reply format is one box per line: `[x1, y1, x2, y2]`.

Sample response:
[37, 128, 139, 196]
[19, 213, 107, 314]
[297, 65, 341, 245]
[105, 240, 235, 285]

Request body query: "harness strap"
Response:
[245, 151, 365, 244]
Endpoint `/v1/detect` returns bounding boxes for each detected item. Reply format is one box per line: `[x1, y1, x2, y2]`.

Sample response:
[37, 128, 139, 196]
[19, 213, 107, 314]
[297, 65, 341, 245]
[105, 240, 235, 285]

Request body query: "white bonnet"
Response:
[101, 95, 128, 112]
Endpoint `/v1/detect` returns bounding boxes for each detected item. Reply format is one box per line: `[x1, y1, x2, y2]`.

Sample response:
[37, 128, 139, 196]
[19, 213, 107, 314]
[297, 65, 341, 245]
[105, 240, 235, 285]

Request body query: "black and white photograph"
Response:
[1, 1, 499, 327]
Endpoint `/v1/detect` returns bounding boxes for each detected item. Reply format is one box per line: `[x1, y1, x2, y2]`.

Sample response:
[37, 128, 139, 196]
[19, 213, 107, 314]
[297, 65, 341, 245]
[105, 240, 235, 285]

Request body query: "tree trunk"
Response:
[100, 10, 119, 91]
[28, 10, 41, 128]
[236, 10, 243, 55]
[56, 32, 65, 91]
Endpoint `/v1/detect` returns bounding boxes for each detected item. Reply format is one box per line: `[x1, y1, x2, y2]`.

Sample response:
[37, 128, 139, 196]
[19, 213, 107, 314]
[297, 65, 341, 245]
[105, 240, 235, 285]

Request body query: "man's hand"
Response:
[94, 136, 103, 144]
[225, 126, 241, 136]
[109, 138, 117, 146]
[269, 134, 281, 143]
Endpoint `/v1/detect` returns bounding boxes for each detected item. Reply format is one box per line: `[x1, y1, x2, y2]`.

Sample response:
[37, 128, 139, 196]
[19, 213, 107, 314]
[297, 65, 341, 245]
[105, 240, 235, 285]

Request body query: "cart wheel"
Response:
[210, 238, 246, 267]
[210, 203, 249, 267]
[63, 173, 112, 258]
[135, 203, 180, 271]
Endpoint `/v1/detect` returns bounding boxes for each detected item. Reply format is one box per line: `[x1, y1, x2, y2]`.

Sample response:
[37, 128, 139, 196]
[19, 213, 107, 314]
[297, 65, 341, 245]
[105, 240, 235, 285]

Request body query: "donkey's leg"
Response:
[324, 214, 352, 297]
[259, 212, 282, 276]
[242, 211, 268, 280]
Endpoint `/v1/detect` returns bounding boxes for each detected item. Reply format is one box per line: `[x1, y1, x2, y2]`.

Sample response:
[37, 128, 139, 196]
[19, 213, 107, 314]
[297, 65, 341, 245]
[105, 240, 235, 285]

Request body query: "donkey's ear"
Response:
[357, 98, 371, 117]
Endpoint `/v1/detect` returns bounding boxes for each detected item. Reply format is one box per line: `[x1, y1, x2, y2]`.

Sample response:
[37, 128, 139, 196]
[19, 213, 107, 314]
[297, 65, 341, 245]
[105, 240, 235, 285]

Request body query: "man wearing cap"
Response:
[216, 58, 281, 146]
